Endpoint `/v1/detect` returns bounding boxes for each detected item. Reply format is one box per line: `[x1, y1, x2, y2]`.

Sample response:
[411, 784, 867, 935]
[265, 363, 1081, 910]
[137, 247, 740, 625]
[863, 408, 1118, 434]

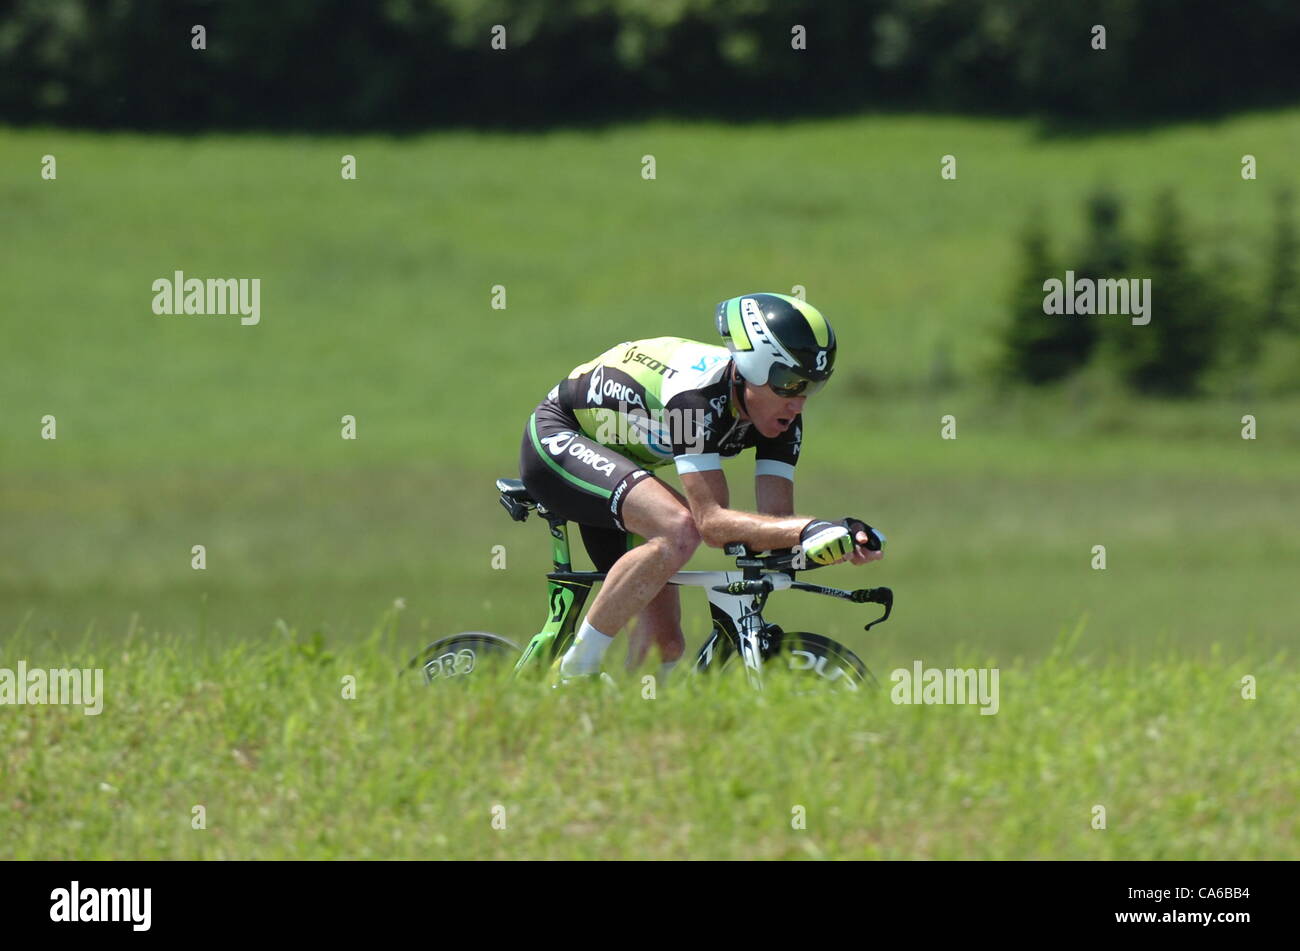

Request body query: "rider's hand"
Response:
[842, 517, 885, 566]
[798, 520, 852, 565]
[799, 518, 886, 566]
[845, 530, 884, 565]
[797, 518, 885, 567]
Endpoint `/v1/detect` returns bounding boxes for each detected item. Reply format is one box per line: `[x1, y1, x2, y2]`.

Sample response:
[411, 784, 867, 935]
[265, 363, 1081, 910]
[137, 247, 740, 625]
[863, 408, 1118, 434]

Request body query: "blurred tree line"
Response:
[2, 0, 1299, 130]
[1003, 188, 1300, 397]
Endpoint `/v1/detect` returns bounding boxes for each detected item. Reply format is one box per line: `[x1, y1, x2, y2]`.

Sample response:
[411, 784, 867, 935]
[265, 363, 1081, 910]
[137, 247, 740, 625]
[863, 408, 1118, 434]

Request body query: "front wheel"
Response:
[768, 631, 876, 692]
[406, 632, 522, 685]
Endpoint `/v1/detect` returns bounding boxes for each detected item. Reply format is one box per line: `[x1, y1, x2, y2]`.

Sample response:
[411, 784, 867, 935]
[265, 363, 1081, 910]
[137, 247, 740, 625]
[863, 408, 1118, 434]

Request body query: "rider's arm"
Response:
[755, 474, 794, 517]
[679, 469, 808, 550]
[753, 414, 799, 518]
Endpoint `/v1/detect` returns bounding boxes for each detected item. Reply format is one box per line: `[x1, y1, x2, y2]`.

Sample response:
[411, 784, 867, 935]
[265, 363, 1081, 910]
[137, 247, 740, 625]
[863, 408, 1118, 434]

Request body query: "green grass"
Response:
[2, 624, 1293, 860]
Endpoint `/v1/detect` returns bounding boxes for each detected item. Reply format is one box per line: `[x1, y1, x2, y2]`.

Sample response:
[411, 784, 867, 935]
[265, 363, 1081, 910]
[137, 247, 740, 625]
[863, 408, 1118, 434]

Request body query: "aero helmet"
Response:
[715, 293, 836, 396]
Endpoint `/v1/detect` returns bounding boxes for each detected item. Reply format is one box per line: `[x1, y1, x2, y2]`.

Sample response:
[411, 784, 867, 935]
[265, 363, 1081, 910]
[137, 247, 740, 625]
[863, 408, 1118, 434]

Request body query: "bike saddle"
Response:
[496, 478, 535, 503]
[496, 477, 538, 521]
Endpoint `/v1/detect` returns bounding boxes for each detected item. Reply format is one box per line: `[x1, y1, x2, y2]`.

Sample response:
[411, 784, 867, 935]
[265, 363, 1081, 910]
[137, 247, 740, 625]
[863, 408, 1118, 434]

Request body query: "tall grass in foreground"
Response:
[1, 620, 1294, 860]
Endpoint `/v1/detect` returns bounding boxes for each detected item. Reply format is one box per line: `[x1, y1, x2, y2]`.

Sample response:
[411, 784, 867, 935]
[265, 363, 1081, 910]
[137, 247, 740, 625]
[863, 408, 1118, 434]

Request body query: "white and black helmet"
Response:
[715, 293, 837, 396]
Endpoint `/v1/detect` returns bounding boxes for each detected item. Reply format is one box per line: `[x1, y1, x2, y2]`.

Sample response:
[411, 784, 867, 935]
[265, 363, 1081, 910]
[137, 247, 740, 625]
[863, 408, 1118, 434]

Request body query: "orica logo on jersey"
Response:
[567, 443, 617, 475]
[588, 366, 646, 409]
[541, 430, 617, 475]
[540, 431, 576, 455]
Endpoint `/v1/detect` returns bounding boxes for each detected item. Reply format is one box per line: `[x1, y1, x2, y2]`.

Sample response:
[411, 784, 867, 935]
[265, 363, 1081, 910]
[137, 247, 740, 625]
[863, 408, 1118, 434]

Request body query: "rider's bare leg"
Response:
[560, 477, 699, 676]
[625, 584, 685, 672]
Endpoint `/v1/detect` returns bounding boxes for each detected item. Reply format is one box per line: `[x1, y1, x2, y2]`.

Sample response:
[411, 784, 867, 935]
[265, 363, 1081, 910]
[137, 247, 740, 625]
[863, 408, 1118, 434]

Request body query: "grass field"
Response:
[3, 624, 1294, 860]
[2, 111, 1298, 858]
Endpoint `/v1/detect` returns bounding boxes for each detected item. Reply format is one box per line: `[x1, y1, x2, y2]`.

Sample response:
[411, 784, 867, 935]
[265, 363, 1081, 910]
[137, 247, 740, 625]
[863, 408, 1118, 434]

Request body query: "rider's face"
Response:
[739, 382, 806, 439]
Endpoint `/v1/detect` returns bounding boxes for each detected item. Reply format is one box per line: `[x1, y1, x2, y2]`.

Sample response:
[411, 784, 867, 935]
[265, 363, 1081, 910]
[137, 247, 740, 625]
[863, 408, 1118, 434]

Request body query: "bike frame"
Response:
[513, 511, 806, 689]
[410, 480, 890, 691]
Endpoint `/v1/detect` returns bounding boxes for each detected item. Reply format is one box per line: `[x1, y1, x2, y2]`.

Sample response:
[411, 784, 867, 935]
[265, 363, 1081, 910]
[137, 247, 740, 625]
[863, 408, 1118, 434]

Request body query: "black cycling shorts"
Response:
[519, 399, 654, 571]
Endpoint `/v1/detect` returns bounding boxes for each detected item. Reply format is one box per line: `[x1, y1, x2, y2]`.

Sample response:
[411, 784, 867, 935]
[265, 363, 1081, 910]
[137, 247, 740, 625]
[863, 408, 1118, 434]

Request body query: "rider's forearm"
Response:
[695, 507, 809, 551]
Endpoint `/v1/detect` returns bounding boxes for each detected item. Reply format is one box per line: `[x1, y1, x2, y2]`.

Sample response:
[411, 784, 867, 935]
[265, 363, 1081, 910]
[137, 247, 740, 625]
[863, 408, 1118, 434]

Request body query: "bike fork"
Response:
[737, 612, 766, 691]
[693, 595, 768, 689]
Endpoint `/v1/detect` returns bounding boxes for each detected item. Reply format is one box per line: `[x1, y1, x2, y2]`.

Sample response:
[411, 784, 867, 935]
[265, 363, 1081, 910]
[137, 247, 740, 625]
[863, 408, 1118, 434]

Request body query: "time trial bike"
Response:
[407, 478, 893, 691]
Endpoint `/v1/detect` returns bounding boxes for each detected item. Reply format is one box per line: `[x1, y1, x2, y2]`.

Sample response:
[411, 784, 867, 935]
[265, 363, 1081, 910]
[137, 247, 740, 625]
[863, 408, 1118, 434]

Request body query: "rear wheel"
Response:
[407, 632, 522, 685]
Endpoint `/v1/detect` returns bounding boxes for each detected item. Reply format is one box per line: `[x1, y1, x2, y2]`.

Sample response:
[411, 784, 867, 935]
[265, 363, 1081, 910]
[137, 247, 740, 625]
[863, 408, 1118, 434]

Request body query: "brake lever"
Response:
[851, 586, 893, 631]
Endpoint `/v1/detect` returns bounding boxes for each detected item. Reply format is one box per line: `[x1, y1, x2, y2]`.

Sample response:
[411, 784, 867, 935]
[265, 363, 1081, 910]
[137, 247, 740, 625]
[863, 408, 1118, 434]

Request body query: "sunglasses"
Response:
[766, 364, 830, 398]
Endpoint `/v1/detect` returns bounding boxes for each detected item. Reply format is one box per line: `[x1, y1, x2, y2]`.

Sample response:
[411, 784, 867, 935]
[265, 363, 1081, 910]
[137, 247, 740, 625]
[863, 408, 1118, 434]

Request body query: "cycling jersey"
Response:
[548, 336, 803, 480]
[518, 337, 802, 567]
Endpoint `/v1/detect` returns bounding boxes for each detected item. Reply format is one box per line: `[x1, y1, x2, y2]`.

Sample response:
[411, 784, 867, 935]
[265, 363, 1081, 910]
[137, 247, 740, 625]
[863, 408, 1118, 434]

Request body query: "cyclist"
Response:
[518, 293, 883, 684]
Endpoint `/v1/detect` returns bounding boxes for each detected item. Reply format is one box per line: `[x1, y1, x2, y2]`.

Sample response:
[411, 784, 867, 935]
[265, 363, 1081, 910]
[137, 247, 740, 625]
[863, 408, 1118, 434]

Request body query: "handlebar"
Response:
[710, 577, 894, 631]
[710, 579, 774, 596]
[797, 583, 891, 631]
[850, 586, 892, 606]
[720, 542, 818, 574]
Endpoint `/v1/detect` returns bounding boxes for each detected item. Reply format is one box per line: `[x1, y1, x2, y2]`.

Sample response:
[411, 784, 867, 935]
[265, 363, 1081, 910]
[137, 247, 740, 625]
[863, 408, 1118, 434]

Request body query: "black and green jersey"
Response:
[545, 336, 802, 480]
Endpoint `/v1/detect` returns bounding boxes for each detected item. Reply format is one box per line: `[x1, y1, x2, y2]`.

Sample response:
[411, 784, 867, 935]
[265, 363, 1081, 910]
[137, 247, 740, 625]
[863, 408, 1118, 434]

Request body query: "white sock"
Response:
[560, 620, 614, 676]
[659, 658, 679, 686]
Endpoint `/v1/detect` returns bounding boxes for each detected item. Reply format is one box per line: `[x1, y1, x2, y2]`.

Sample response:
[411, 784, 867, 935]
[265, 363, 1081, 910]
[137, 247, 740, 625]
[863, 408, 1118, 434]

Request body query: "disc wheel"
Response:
[407, 632, 522, 686]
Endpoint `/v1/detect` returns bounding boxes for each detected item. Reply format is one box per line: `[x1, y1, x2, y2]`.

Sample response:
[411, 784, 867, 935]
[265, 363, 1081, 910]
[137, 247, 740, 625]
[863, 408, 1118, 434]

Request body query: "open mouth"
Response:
[776, 417, 792, 427]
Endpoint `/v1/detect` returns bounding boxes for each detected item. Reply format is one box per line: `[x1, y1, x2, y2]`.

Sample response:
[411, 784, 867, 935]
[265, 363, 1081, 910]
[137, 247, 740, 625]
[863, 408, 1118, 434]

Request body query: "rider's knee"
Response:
[658, 629, 686, 662]
[662, 508, 701, 564]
